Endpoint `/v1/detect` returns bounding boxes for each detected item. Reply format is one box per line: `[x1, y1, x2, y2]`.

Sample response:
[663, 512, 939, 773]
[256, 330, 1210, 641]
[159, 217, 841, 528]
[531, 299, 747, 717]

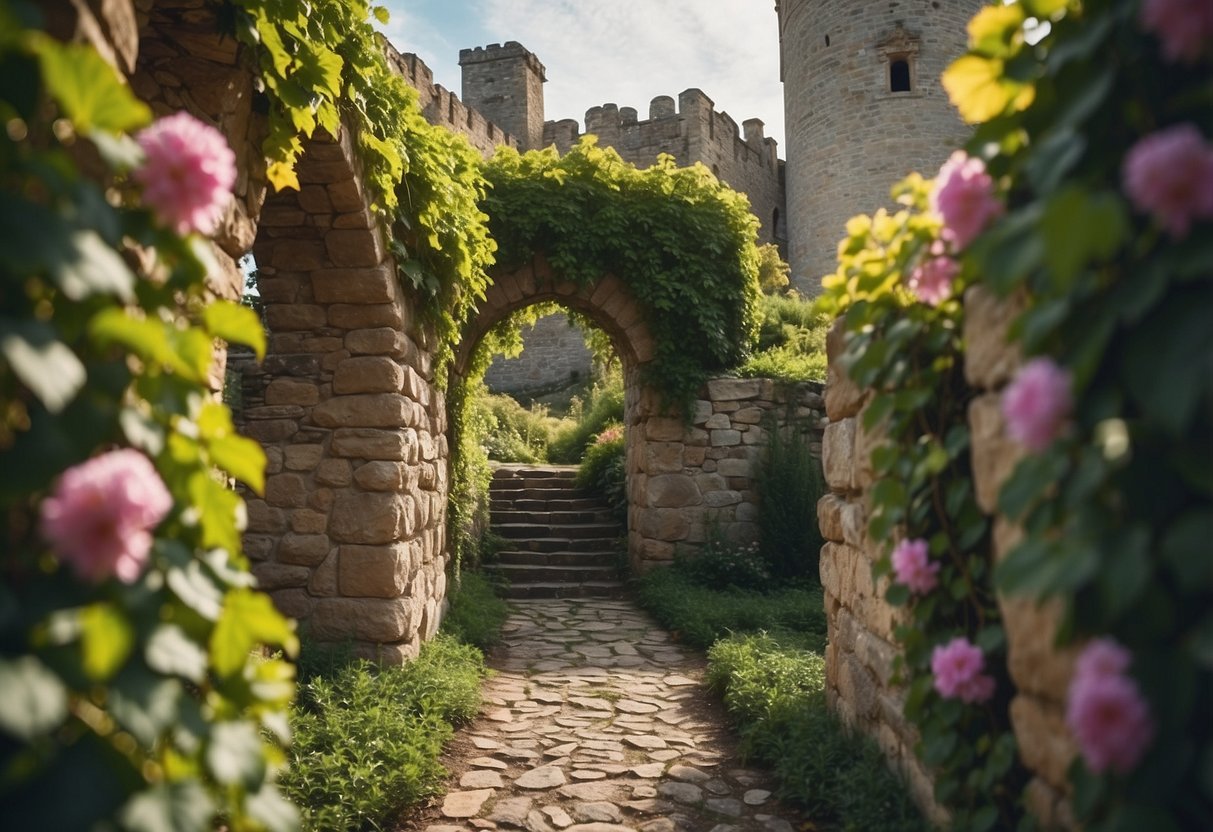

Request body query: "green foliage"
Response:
[674, 536, 771, 593]
[757, 414, 826, 581]
[440, 572, 509, 652]
[815, 172, 1022, 828]
[756, 243, 791, 294]
[949, 2, 1212, 827]
[1, 8, 296, 829]
[736, 292, 828, 382]
[547, 367, 625, 464]
[483, 138, 762, 411]
[634, 566, 825, 650]
[575, 430, 627, 525]
[474, 387, 557, 464]
[281, 635, 484, 832]
[707, 633, 926, 831]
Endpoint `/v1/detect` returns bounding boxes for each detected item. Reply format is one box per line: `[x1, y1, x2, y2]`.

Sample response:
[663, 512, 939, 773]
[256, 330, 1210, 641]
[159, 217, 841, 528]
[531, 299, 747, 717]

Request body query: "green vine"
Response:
[815, 174, 1024, 829]
[483, 137, 763, 411]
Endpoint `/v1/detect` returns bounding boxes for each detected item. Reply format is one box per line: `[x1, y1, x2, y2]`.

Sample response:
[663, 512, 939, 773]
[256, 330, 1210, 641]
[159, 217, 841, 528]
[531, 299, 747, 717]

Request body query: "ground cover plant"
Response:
[439, 571, 510, 652]
[636, 549, 923, 827]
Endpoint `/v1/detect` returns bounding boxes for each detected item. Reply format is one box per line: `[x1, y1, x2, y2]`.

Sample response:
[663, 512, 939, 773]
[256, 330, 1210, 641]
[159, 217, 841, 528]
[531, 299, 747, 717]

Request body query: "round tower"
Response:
[776, 0, 984, 293]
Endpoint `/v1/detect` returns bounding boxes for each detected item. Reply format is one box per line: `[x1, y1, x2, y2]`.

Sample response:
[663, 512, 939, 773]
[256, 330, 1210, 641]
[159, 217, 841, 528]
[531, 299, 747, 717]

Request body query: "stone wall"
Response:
[776, 0, 981, 292]
[543, 90, 786, 248]
[628, 377, 824, 569]
[818, 290, 1080, 828]
[459, 41, 547, 151]
[483, 313, 594, 395]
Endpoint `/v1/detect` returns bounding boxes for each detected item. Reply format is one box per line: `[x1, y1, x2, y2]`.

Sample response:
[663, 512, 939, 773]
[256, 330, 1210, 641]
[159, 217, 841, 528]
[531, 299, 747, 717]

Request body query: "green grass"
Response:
[634, 565, 826, 649]
[636, 559, 925, 830]
[440, 570, 510, 651]
[707, 633, 927, 832]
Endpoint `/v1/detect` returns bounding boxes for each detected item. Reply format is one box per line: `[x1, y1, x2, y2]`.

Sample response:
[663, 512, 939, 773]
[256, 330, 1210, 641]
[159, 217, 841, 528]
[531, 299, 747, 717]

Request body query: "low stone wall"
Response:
[483, 313, 594, 395]
[818, 290, 1079, 828]
[628, 377, 824, 569]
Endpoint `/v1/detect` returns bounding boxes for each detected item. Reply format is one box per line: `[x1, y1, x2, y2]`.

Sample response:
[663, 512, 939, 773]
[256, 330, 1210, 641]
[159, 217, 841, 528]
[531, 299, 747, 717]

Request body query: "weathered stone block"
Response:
[822, 417, 856, 493]
[645, 417, 687, 442]
[310, 597, 413, 642]
[246, 500, 286, 533]
[265, 304, 325, 331]
[964, 284, 1025, 390]
[312, 265, 394, 303]
[338, 544, 410, 598]
[346, 327, 405, 356]
[999, 594, 1077, 702]
[329, 493, 404, 544]
[312, 394, 412, 429]
[315, 458, 353, 486]
[818, 494, 846, 543]
[716, 458, 751, 478]
[290, 509, 329, 534]
[252, 562, 311, 590]
[269, 588, 315, 620]
[354, 460, 406, 492]
[265, 473, 307, 508]
[824, 318, 866, 421]
[265, 379, 319, 406]
[328, 303, 403, 330]
[309, 550, 339, 596]
[330, 428, 410, 460]
[969, 392, 1024, 514]
[284, 444, 324, 471]
[644, 442, 683, 473]
[1011, 694, 1076, 791]
[706, 378, 761, 401]
[333, 356, 404, 394]
[636, 508, 691, 540]
[704, 413, 732, 430]
[278, 533, 331, 567]
[710, 429, 742, 446]
[647, 474, 702, 508]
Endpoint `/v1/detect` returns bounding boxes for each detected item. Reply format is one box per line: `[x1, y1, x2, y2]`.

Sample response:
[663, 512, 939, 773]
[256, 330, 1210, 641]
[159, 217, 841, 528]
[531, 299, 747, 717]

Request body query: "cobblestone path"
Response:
[411, 599, 806, 832]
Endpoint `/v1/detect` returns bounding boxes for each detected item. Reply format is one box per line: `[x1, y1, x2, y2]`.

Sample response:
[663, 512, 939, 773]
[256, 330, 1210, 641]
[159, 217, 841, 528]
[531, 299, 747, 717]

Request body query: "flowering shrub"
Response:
[1, 12, 297, 831]
[821, 0, 1211, 828]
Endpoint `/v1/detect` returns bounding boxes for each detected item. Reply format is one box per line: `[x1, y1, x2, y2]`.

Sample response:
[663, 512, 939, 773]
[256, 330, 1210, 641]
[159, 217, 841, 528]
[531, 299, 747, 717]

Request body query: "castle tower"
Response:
[776, 0, 983, 293]
[459, 41, 547, 151]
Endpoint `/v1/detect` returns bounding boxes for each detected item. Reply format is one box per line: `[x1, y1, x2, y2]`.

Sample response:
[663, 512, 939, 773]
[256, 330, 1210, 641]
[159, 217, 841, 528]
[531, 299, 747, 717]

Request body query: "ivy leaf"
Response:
[197, 402, 266, 493]
[30, 34, 151, 133]
[80, 602, 135, 681]
[188, 472, 243, 554]
[209, 589, 298, 677]
[0, 320, 86, 413]
[145, 624, 208, 683]
[90, 309, 207, 382]
[245, 785, 301, 832]
[119, 781, 214, 832]
[206, 720, 266, 788]
[166, 559, 224, 621]
[266, 159, 300, 192]
[204, 299, 265, 360]
[57, 229, 136, 301]
[1040, 187, 1127, 288]
[943, 55, 1035, 124]
[0, 656, 68, 741]
[966, 4, 1026, 59]
[371, 5, 391, 24]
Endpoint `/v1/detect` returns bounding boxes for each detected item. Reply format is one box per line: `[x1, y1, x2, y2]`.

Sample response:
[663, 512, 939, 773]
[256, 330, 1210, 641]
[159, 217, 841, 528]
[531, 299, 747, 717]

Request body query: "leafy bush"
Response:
[575, 427, 627, 524]
[547, 369, 625, 463]
[634, 566, 825, 650]
[707, 633, 926, 831]
[282, 635, 484, 832]
[757, 416, 826, 582]
[476, 387, 556, 463]
[735, 293, 828, 382]
[440, 571, 510, 651]
[675, 536, 771, 592]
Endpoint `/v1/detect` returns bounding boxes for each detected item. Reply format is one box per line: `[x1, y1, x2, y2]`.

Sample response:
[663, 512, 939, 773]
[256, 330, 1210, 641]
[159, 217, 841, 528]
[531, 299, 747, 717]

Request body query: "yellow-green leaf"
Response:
[80, 603, 134, 681]
[942, 55, 1034, 124]
[188, 472, 242, 555]
[209, 433, 266, 495]
[967, 4, 1025, 58]
[30, 34, 151, 133]
[204, 300, 265, 360]
[210, 589, 298, 677]
[266, 160, 300, 192]
[372, 5, 391, 24]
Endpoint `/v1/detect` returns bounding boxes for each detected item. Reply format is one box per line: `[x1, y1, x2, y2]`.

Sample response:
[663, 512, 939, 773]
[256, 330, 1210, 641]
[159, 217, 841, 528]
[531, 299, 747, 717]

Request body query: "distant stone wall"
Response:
[483, 313, 594, 395]
[544, 90, 786, 247]
[629, 377, 824, 567]
[819, 290, 1080, 828]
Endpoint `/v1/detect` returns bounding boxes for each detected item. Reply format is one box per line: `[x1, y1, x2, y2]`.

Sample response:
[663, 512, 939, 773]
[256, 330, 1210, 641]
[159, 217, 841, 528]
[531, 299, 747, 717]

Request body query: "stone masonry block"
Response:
[338, 544, 410, 598]
[968, 392, 1025, 514]
[310, 597, 413, 643]
[333, 356, 404, 394]
[1010, 694, 1077, 791]
[312, 266, 395, 304]
[964, 284, 1026, 390]
[825, 318, 866, 421]
[822, 417, 857, 493]
[329, 493, 405, 544]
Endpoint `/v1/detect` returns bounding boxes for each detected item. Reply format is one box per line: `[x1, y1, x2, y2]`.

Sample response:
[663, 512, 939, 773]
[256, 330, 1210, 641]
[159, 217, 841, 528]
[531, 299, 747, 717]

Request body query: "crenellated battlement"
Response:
[458, 41, 547, 81]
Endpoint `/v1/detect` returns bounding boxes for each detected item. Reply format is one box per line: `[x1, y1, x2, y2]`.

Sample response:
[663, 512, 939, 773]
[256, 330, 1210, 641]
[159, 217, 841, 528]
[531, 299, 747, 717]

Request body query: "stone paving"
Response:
[410, 599, 805, 832]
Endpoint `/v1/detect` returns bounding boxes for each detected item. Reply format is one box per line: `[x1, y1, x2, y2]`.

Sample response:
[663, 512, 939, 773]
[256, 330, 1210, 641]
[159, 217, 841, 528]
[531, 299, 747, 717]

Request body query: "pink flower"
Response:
[134, 111, 236, 236]
[908, 256, 959, 306]
[595, 425, 624, 445]
[931, 637, 996, 704]
[1001, 358, 1073, 452]
[891, 538, 940, 594]
[1122, 124, 1213, 239]
[1140, 0, 1213, 63]
[40, 449, 173, 583]
[1067, 638, 1155, 775]
[930, 151, 1003, 250]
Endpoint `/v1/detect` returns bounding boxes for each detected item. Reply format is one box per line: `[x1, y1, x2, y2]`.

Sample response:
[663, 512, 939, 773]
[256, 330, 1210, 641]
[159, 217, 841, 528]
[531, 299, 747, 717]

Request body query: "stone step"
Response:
[495, 522, 621, 540]
[491, 509, 616, 526]
[492, 465, 578, 480]
[489, 483, 590, 499]
[488, 563, 619, 584]
[501, 537, 620, 554]
[495, 550, 617, 567]
[495, 497, 603, 512]
[497, 580, 627, 599]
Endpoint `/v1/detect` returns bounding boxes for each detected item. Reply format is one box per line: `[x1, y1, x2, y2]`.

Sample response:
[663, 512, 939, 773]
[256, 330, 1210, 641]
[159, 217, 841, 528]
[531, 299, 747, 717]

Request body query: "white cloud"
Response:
[379, 0, 785, 149]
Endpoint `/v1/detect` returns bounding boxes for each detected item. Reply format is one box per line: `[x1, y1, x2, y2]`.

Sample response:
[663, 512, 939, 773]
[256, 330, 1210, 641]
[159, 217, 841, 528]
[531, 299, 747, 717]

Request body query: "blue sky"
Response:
[376, 0, 787, 148]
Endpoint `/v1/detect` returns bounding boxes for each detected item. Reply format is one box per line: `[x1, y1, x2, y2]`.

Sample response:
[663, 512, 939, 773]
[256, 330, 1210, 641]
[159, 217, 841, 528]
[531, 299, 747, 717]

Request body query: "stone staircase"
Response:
[486, 464, 626, 599]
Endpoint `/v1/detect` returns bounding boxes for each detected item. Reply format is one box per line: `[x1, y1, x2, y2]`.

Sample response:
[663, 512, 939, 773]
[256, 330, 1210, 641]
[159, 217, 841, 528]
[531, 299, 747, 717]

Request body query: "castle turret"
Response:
[776, 0, 983, 293]
[459, 41, 546, 151]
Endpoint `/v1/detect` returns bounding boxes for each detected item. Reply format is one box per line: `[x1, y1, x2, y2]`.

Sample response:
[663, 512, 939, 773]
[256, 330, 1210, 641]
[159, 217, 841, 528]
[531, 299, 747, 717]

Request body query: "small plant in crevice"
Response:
[756, 411, 825, 583]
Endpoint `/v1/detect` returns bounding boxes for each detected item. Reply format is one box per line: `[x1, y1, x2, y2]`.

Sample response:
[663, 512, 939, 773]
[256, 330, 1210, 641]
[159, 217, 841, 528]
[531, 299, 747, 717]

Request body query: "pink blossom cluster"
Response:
[1001, 357, 1073, 452]
[594, 425, 624, 445]
[40, 449, 172, 584]
[1066, 638, 1155, 776]
[1122, 124, 1213, 239]
[931, 637, 996, 704]
[134, 111, 237, 236]
[930, 151, 1004, 251]
[907, 254, 959, 307]
[891, 538, 940, 594]
[1140, 0, 1213, 63]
